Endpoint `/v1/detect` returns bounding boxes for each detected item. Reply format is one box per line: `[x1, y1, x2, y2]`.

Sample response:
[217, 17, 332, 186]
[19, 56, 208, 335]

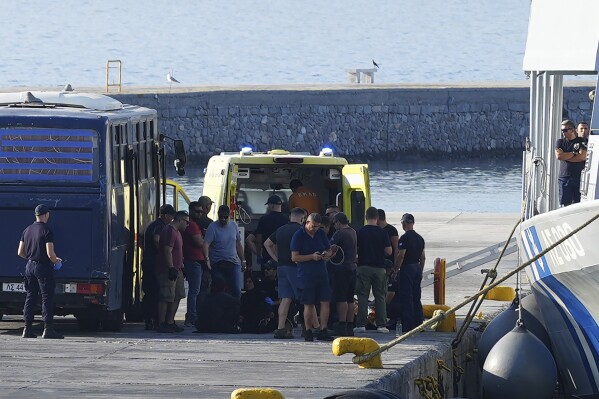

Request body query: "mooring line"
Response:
[352, 210, 599, 365]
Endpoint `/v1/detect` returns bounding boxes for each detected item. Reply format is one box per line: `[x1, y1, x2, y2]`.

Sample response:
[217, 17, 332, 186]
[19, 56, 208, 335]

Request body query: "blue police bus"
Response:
[0, 88, 185, 331]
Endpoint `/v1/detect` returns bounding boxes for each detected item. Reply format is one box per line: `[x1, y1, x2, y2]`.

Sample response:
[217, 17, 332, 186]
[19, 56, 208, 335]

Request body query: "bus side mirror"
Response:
[174, 139, 186, 176]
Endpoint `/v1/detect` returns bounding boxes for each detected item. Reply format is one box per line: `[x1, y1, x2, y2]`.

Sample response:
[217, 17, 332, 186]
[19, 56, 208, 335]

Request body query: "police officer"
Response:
[17, 204, 64, 339]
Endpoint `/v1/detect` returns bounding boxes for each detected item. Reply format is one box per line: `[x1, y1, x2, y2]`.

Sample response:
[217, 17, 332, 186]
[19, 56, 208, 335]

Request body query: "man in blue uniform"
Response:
[264, 207, 307, 339]
[291, 213, 336, 341]
[555, 119, 587, 206]
[393, 213, 426, 333]
[17, 204, 64, 339]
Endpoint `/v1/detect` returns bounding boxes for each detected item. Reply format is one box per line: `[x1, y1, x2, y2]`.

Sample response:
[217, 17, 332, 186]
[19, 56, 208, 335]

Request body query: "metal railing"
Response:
[106, 60, 122, 93]
[421, 237, 518, 287]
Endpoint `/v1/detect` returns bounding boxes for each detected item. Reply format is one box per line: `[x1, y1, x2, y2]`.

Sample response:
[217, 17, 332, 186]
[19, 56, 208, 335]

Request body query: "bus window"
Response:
[0, 127, 98, 182]
[118, 125, 127, 184]
[147, 140, 154, 178]
[138, 141, 146, 179]
[112, 125, 121, 184]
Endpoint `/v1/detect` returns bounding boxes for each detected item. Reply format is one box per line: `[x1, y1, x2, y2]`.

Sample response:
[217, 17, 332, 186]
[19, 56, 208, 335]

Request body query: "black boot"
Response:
[22, 322, 37, 339]
[42, 323, 64, 339]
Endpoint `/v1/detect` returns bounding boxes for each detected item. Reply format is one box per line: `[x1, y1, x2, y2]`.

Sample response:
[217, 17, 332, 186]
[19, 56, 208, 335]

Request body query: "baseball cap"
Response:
[401, 213, 415, 224]
[265, 195, 282, 205]
[332, 212, 349, 225]
[198, 196, 214, 206]
[159, 204, 176, 216]
[34, 204, 49, 216]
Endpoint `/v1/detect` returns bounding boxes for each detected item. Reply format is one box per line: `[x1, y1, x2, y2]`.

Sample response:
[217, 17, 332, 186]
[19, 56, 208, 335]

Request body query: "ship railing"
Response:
[421, 237, 517, 287]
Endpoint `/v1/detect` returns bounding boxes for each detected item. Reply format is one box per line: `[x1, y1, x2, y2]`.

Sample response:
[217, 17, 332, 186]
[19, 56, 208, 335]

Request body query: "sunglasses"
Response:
[561, 128, 572, 133]
[218, 215, 229, 220]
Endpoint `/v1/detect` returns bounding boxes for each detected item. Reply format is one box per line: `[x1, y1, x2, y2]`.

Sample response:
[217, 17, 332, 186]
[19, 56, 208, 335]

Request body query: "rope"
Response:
[450, 217, 521, 349]
[352, 209, 599, 365]
[328, 246, 345, 266]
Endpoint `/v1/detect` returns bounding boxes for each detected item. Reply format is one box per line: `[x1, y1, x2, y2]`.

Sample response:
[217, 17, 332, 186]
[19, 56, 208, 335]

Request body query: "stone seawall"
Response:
[112, 85, 593, 160]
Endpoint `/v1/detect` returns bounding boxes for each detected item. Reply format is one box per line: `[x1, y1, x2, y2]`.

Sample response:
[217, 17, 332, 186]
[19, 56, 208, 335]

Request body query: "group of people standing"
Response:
[141, 196, 246, 333]
[17, 195, 426, 341]
[262, 201, 426, 342]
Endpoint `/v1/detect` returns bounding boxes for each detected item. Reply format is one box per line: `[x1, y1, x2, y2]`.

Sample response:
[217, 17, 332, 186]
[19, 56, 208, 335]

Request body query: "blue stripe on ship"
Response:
[524, 226, 599, 389]
[524, 226, 551, 278]
[537, 276, 599, 391]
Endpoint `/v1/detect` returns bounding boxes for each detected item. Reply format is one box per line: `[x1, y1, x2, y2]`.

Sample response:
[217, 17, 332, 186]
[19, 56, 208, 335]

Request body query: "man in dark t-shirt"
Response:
[555, 120, 587, 206]
[329, 212, 357, 336]
[264, 207, 306, 338]
[141, 204, 175, 330]
[354, 207, 392, 334]
[18, 204, 63, 339]
[247, 195, 288, 266]
[394, 213, 426, 333]
[377, 209, 399, 267]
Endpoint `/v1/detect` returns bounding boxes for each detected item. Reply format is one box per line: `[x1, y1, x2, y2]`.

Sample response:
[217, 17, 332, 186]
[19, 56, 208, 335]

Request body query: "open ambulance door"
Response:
[342, 164, 371, 229]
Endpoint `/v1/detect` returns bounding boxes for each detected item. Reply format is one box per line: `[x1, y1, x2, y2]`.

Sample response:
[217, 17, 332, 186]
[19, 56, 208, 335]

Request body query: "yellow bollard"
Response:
[484, 286, 516, 301]
[231, 388, 285, 399]
[332, 337, 383, 368]
[422, 304, 456, 332]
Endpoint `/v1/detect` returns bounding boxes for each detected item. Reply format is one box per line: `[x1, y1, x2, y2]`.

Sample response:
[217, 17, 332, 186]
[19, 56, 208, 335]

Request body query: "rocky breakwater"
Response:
[113, 84, 593, 160]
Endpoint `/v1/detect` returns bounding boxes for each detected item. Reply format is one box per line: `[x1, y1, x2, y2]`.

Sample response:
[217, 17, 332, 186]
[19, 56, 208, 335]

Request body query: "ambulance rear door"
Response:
[341, 164, 371, 229]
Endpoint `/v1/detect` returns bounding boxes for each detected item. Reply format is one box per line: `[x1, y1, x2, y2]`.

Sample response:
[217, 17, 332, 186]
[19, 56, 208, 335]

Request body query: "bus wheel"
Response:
[102, 310, 124, 332]
[76, 315, 100, 332]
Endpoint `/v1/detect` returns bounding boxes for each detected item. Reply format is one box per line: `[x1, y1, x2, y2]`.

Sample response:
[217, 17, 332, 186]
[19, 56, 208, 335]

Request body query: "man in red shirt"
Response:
[182, 201, 206, 327]
[156, 211, 190, 333]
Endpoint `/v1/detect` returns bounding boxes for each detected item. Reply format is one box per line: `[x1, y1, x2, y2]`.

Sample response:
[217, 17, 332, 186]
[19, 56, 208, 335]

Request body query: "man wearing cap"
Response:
[141, 204, 176, 330]
[393, 213, 426, 333]
[555, 120, 587, 206]
[17, 204, 64, 339]
[203, 205, 246, 298]
[247, 195, 288, 267]
[197, 196, 214, 231]
[288, 179, 320, 215]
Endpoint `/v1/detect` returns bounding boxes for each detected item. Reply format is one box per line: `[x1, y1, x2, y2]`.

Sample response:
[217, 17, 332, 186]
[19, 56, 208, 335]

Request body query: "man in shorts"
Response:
[291, 213, 336, 341]
[329, 212, 357, 336]
[264, 207, 307, 339]
[156, 211, 190, 333]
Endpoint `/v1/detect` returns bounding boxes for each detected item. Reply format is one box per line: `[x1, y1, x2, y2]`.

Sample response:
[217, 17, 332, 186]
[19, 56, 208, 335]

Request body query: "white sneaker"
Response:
[353, 326, 366, 333]
[377, 327, 390, 333]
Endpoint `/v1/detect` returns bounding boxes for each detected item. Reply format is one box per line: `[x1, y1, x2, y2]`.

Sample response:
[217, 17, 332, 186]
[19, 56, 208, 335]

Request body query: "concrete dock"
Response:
[0, 212, 525, 399]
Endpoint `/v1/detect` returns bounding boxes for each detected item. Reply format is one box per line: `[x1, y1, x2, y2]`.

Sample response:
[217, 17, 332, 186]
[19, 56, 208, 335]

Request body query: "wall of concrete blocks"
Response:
[113, 85, 594, 161]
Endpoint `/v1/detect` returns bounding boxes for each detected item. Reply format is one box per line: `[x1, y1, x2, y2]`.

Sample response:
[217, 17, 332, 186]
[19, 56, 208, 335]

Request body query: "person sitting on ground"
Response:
[288, 179, 320, 215]
[240, 276, 276, 333]
[195, 277, 241, 334]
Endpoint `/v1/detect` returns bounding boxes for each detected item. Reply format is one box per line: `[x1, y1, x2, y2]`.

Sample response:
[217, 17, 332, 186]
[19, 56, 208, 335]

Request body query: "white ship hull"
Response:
[518, 200, 599, 396]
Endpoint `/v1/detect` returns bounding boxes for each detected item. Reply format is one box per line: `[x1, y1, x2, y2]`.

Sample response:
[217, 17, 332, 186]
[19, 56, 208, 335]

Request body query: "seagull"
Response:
[372, 59, 380, 69]
[166, 71, 180, 83]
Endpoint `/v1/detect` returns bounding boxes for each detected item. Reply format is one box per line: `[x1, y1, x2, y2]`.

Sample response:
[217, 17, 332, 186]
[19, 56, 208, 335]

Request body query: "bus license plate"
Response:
[2, 282, 26, 292]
